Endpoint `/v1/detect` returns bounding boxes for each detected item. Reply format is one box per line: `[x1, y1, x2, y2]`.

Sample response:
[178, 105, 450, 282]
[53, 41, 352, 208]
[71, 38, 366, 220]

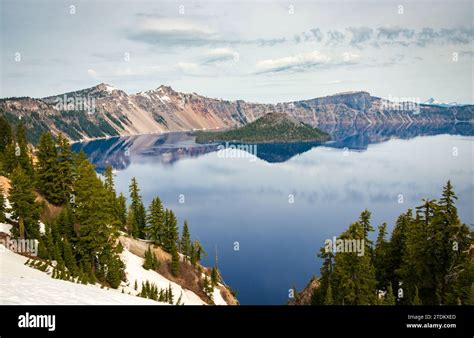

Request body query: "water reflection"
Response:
[72, 123, 473, 171]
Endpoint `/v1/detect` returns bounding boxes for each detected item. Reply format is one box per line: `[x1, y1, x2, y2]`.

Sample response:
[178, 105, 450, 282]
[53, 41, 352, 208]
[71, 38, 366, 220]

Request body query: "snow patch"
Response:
[120, 248, 206, 305]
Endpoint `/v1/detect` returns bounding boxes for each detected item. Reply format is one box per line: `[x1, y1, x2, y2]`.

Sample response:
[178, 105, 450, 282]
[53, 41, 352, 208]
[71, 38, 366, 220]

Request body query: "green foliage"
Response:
[195, 113, 330, 143]
[128, 177, 146, 238]
[0, 184, 6, 222]
[143, 246, 159, 270]
[180, 220, 192, 259]
[162, 209, 179, 252]
[315, 181, 472, 306]
[171, 242, 180, 277]
[146, 197, 165, 244]
[8, 165, 41, 239]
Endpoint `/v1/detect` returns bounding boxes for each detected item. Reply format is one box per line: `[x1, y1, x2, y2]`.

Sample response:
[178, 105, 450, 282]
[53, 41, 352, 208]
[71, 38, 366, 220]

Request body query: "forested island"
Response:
[195, 112, 330, 144]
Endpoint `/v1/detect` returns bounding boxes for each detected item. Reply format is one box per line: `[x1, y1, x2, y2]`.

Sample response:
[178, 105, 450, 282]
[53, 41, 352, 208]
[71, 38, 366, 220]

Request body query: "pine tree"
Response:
[171, 242, 180, 277]
[384, 283, 396, 305]
[163, 209, 179, 252]
[36, 132, 61, 204]
[180, 220, 192, 259]
[129, 177, 146, 238]
[63, 238, 78, 275]
[211, 266, 219, 286]
[146, 197, 165, 244]
[168, 284, 174, 304]
[9, 165, 41, 239]
[116, 193, 127, 228]
[14, 122, 33, 176]
[324, 283, 333, 305]
[0, 115, 12, 155]
[55, 133, 74, 204]
[0, 184, 6, 222]
[374, 223, 390, 291]
[413, 286, 422, 305]
[332, 221, 377, 305]
[73, 157, 123, 286]
[0, 116, 13, 175]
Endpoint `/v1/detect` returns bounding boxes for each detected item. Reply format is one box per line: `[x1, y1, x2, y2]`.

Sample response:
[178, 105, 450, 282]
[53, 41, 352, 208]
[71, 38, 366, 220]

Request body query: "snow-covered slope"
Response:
[120, 248, 206, 305]
[0, 244, 159, 305]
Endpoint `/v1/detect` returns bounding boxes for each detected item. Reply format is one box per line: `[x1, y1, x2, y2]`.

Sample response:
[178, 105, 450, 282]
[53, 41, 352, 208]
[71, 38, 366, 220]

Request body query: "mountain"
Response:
[0, 84, 472, 143]
[195, 112, 330, 143]
[422, 98, 467, 108]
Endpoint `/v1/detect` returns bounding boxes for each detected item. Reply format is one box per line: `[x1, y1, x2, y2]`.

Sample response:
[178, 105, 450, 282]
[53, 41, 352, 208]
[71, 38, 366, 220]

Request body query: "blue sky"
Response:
[1, 0, 473, 103]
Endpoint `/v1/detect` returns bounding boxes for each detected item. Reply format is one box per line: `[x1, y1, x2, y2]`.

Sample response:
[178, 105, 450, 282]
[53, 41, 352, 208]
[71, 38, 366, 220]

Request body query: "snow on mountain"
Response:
[423, 98, 460, 107]
[0, 242, 214, 305]
[120, 248, 206, 305]
[0, 244, 159, 305]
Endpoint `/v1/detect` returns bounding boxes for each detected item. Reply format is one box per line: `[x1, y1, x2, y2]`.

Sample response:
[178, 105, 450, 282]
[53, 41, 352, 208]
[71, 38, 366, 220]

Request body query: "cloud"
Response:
[201, 48, 237, 64]
[377, 27, 415, 40]
[326, 30, 345, 46]
[128, 16, 287, 47]
[347, 27, 373, 46]
[87, 69, 97, 78]
[128, 18, 219, 46]
[175, 62, 201, 74]
[255, 51, 331, 74]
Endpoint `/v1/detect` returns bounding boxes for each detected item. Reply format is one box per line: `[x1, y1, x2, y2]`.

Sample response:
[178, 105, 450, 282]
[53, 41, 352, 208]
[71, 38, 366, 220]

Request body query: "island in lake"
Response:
[195, 112, 331, 144]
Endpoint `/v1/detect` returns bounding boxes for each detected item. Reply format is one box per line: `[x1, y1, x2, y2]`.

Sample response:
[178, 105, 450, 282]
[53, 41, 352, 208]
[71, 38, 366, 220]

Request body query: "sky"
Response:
[1, 0, 473, 103]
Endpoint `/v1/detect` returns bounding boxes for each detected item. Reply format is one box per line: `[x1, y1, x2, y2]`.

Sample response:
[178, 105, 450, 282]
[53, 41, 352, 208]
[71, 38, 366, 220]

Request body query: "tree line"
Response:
[310, 181, 473, 305]
[0, 115, 212, 291]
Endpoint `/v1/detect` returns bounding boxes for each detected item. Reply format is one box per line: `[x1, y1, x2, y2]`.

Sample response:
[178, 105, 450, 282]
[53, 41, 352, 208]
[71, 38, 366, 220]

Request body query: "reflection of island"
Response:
[72, 122, 473, 171]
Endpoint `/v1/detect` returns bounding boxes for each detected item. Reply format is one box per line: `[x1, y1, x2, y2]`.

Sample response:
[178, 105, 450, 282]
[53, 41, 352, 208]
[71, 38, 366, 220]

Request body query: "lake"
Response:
[72, 124, 474, 304]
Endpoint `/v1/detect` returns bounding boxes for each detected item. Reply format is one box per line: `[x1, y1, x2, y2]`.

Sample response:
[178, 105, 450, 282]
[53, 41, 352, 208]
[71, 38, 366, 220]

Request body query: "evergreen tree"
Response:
[116, 193, 127, 228]
[146, 197, 165, 244]
[162, 209, 179, 252]
[374, 223, 390, 291]
[171, 242, 180, 277]
[63, 238, 78, 275]
[129, 177, 146, 238]
[0, 184, 5, 222]
[211, 266, 219, 286]
[0, 115, 12, 155]
[331, 220, 377, 305]
[36, 132, 61, 204]
[14, 122, 33, 176]
[180, 220, 192, 258]
[55, 133, 74, 204]
[383, 283, 396, 305]
[324, 283, 333, 305]
[9, 165, 41, 239]
[413, 286, 422, 305]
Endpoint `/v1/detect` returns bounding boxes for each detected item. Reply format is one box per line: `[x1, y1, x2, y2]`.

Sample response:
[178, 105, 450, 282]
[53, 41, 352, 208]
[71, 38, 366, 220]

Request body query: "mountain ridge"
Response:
[1, 83, 472, 143]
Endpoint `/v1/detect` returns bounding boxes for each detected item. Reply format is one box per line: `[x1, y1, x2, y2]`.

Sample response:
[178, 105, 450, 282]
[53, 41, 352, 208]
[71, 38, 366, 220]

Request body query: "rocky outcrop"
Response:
[1, 84, 472, 143]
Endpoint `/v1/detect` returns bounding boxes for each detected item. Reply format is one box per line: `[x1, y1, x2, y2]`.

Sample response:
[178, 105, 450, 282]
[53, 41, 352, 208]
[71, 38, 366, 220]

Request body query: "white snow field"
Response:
[0, 240, 221, 305]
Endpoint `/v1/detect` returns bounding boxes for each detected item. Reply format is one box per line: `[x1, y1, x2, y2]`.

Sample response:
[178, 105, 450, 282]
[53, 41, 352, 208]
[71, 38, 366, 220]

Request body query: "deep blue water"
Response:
[72, 125, 474, 304]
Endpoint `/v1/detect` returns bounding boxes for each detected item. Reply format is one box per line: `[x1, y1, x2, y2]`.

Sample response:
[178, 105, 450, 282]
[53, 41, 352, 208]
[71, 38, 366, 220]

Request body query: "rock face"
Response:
[0, 83, 472, 143]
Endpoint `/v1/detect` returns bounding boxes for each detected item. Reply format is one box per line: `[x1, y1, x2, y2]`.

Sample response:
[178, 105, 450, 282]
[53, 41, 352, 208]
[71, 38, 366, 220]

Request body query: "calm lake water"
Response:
[73, 125, 474, 304]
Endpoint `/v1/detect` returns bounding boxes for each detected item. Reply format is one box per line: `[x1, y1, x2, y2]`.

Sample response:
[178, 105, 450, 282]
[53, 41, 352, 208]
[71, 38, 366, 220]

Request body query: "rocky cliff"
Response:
[1, 83, 472, 143]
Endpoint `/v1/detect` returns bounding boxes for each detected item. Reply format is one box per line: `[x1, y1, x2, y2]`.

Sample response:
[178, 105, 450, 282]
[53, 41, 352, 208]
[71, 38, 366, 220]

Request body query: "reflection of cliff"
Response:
[72, 123, 474, 170]
[72, 132, 219, 172]
[323, 122, 473, 150]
